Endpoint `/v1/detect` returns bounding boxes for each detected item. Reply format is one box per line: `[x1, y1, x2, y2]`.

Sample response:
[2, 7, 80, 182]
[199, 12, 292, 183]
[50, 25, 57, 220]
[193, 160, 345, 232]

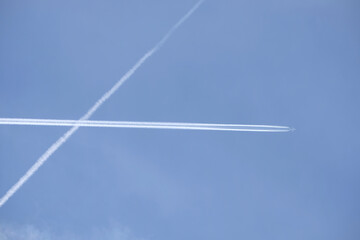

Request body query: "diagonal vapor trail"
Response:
[0, 118, 293, 132]
[0, 0, 205, 208]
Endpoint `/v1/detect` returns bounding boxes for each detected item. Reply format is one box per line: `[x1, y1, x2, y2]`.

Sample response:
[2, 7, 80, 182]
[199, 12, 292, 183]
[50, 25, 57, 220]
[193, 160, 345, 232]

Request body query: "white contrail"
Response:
[0, 118, 292, 132]
[0, 0, 205, 208]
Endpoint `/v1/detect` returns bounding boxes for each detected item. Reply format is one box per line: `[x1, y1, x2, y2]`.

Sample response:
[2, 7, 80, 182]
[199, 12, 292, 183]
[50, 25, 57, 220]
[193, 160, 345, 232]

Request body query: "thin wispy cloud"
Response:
[0, 118, 292, 132]
[0, 222, 143, 240]
[0, 0, 206, 208]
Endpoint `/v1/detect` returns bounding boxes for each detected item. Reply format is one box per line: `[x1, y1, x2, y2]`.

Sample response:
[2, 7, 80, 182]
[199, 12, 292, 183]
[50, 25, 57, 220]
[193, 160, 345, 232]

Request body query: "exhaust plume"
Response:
[0, 118, 292, 132]
[0, 0, 205, 208]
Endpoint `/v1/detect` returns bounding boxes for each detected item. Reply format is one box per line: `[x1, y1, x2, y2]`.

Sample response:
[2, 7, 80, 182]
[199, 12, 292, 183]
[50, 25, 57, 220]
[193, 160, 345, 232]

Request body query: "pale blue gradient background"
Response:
[1, 0, 359, 239]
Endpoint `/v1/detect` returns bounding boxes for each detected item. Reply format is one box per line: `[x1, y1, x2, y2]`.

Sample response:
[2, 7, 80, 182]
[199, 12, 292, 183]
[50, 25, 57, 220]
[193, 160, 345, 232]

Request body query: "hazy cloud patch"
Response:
[0, 223, 144, 240]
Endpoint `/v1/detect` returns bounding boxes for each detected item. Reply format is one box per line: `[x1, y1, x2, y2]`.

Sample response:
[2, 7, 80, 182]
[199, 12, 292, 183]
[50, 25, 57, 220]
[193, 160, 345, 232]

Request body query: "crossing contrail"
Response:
[0, 118, 292, 132]
[0, 0, 205, 208]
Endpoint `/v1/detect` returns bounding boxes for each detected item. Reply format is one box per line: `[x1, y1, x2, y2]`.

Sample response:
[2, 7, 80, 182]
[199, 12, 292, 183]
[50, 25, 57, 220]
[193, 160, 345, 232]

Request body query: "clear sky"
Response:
[0, 0, 359, 239]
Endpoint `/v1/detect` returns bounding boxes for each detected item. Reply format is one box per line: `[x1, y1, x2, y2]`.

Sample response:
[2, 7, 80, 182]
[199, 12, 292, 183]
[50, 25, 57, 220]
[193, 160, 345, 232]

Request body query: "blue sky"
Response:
[1, 0, 359, 239]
